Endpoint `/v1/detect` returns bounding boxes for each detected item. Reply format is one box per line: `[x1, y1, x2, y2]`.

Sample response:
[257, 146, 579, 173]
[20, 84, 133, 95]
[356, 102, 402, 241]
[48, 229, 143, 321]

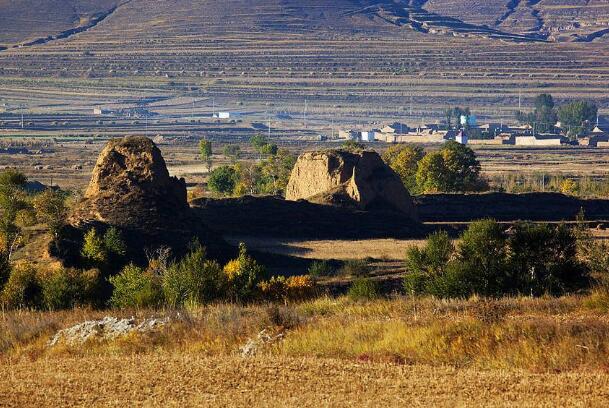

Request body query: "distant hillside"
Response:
[0, 0, 117, 48]
[1, 0, 608, 49]
[1, 0, 609, 124]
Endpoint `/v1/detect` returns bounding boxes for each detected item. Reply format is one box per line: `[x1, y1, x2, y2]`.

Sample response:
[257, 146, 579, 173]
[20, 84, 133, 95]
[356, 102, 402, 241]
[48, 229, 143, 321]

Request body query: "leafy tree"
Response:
[103, 227, 127, 258]
[250, 134, 269, 151]
[342, 140, 365, 152]
[415, 152, 449, 193]
[0, 170, 30, 259]
[516, 94, 557, 133]
[250, 134, 278, 158]
[382, 144, 425, 193]
[207, 165, 238, 196]
[33, 189, 67, 240]
[405, 231, 453, 277]
[0, 262, 42, 309]
[256, 149, 296, 195]
[507, 222, 588, 296]
[558, 101, 598, 137]
[199, 139, 213, 171]
[415, 141, 483, 193]
[41, 268, 99, 310]
[223, 144, 241, 162]
[233, 162, 261, 196]
[403, 220, 589, 298]
[81, 228, 107, 266]
[260, 143, 278, 156]
[440, 141, 482, 191]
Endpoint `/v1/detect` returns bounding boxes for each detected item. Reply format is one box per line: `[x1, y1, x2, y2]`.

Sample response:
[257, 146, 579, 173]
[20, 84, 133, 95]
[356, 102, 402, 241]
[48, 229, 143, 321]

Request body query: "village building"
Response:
[514, 134, 566, 146]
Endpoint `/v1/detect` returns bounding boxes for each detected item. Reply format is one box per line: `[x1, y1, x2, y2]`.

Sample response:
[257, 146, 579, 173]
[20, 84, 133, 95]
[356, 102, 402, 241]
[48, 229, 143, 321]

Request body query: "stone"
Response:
[285, 149, 416, 216]
[48, 316, 170, 346]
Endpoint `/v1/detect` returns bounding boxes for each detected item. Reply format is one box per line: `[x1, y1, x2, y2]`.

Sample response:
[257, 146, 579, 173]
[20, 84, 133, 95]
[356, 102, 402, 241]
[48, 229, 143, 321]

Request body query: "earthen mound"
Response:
[71, 136, 188, 228]
[63, 136, 228, 264]
[285, 150, 416, 216]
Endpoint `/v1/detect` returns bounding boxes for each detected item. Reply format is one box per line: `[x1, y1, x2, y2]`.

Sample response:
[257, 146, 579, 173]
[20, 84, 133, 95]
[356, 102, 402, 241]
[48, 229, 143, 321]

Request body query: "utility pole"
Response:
[212, 97, 215, 118]
[303, 99, 307, 129]
[267, 112, 271, 139]
[21, 113, 24, 129]
[518, 89, 522, 112]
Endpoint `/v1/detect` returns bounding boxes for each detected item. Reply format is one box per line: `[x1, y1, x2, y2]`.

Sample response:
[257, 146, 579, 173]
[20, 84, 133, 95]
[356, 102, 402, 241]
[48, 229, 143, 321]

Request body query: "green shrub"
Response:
[223, 243, 267, 302]
[348, 278, 380, 301]
[103, 227, 127, 258]
[40, 268, 100, 310]
[405, 231, 453, 277]
[404, 220, 589, 299]
[307, 260, 335, 277]
[163, 243, 226, 307]
[81, 228, 107, 265]
[339, 259, 370, 277]
[0, 262, 42, 309]
[109, 264, 162, 309]
[507, 222, 589, 296]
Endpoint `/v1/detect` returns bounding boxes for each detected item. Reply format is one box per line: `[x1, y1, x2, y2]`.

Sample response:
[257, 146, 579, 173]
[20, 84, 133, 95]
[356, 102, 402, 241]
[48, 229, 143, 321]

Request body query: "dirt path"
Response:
[2, 355, 609, 407]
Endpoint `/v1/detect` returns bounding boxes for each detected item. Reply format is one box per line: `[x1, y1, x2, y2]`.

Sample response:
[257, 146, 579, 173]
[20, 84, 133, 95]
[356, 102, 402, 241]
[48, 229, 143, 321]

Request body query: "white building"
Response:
[214, 112, 237, 119]
[455, 130, 468, 145]
[93, 108, 110, 115]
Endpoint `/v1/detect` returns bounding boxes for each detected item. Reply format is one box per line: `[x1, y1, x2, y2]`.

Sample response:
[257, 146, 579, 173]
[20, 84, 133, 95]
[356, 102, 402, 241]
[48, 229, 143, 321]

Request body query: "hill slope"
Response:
[0, 0, 117, 48]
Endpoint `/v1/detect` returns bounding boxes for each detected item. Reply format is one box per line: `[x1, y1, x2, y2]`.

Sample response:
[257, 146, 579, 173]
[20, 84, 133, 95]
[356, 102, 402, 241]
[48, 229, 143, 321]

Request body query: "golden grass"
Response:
[225, 236, 429, 260]
[3, 296, 609, 405]
[3, 354, 609, 407]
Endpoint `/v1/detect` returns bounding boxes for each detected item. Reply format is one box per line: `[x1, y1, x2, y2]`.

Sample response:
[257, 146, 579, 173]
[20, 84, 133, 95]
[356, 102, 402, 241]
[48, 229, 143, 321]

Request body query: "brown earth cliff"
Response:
[285, 150, 416, 217]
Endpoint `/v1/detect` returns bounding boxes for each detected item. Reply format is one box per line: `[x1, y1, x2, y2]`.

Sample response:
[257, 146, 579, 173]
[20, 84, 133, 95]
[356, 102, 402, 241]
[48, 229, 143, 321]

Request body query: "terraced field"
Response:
[1, 0, 609, 131]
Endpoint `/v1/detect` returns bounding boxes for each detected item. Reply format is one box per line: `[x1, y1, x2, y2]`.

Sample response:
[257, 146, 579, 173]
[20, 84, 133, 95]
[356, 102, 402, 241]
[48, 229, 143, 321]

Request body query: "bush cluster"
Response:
[405, 220, 590, 298]
[0, 262, 100, 310]
[258, 275, 317, 303]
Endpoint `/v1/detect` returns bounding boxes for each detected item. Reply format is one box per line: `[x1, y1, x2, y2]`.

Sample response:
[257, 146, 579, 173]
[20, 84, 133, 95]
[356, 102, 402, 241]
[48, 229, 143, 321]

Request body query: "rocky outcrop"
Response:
[286, 150, 416, 216]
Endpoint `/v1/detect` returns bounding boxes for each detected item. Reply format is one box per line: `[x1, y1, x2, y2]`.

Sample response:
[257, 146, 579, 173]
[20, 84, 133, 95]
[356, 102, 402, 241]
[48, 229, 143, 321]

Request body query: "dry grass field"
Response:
[3, 355, 609, 407]
[2, 296, 609, 406]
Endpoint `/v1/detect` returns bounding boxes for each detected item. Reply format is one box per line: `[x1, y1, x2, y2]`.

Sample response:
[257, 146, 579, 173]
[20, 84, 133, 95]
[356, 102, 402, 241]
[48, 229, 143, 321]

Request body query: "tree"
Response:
[415, 152, 449, 193]
[81, 228, 107, 266]
[440, 141, 482, 191]
[199, 139, 213, 172]
[444, 108, 454, 129]
[109, 264, 162, 309]
[382, 144, 425, 193]
[207, 165, 238, 196]
[223, 144, 241, 162]
[516, 94, 557, 133]
[256, 149, 296, 195]
[250, 134, 269, 151]
[558, 101, 598, 138]
[33, 189, 67, 240]
[342, 140, 365, 152]
[0, 170, 30, 259]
